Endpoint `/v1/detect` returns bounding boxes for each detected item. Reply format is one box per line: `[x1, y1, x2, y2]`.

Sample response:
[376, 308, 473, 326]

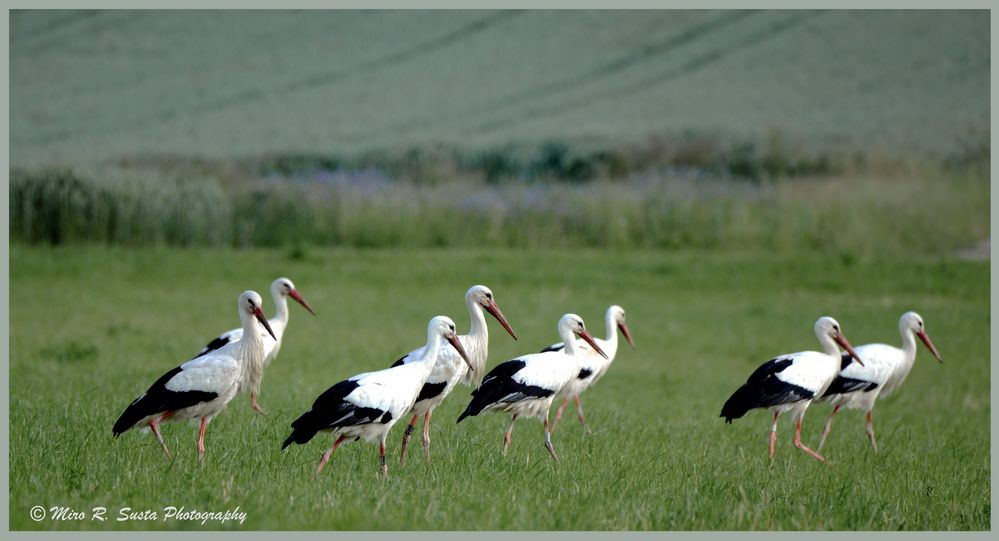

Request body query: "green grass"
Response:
[8, 245, 989, 530]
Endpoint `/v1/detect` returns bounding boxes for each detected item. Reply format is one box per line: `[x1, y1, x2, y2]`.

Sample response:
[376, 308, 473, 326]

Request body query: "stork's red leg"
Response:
[502, 414, 518, 456]
[313, 434, 347, 480]
[793, 418, 828, 463]
[865, 410, 878, 452]
[574, 395, 592, 435]
[250, 390, 268, 417]
[818, 405, 840, 451]
[379, 437, 388, 477]
[399, 414, 418, 465]
[550, 398, 569, 433]
[149, 417, 172, 462]
[769, 412, 779, 460]
[196, 417, 208, 461]
[422, 411, 432, 462]
[543, 413, 559, 463]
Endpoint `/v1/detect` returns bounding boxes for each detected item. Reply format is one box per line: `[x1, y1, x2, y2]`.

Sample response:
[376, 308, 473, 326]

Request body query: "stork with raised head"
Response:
[456, 314, 607, 462]
[720, 316, 864, 463]
[542, 305, 635, 434]
[282, 316, 470, 478]
[817, 311, 942, 452]
[192, 277, 315, 416]
[393, 285, 518, 465]
[113, 290, 276, 462]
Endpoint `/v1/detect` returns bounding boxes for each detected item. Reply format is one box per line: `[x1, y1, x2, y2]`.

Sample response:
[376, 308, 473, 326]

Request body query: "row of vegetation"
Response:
[9, 136, 989, 256]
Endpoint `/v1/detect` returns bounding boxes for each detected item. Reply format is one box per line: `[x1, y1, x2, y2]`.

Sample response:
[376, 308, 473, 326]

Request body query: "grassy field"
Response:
[8, 244, 989, 530]
[10, 10, 989, 165]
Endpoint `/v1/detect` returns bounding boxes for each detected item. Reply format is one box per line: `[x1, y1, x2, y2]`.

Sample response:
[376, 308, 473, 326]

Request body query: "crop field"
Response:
[10, 10, 989, 165]
[8, 245, 989, 530]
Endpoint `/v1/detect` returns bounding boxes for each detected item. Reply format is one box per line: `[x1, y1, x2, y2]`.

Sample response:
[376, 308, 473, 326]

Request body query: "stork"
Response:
[720, 316, 863, 463]
[282, 316, 470, 478]
[542, 305, 635, 434]
[394, 285, 518, 465]
[191, 277, 315, 415]
[817, 311, 942, 452]
[456, 314, 606, 462]
[112, 290, 276, 462]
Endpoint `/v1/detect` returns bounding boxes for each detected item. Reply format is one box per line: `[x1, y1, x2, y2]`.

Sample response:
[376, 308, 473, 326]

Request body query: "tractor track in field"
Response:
[355, 10, 759, 143]
[465, 9, 825, 137]
[17, 11, 525, 148]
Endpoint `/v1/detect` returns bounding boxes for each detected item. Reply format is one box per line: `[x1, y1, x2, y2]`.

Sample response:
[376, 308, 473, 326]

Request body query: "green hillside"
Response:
[10, 10, 990, 166]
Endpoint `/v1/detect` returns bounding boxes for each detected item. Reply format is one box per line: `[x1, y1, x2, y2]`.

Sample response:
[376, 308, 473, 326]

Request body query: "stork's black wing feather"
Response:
[720, 358, 814, 423]
[112, 366, 219, 436]
[282, 379, 392, 449]
[456, 359, 553, 423]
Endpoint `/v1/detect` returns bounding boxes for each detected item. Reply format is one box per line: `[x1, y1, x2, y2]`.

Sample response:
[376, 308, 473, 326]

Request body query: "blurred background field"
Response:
[6, 8, 991, 531]
[8, 9, 990, 256]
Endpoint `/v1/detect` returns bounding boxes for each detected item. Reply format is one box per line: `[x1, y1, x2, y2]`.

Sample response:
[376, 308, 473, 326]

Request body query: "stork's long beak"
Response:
[448, 333, 473, 372]
[483, 299, 518, 340]
[917, 330, 943, 363]
[254, 306, 277, 341]
[835, 334, 863, 367]
[578, 329, 608, 359]
[619, 321, 635, 349]
[289, 289, 316, 316]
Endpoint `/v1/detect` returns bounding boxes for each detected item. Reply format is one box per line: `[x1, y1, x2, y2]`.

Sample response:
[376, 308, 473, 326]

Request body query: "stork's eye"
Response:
[449, 324, 455, 332]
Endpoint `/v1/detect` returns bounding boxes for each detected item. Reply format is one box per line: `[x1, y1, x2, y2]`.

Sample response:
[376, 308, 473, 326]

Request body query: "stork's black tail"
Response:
[282, 409, 323, 449]
[720, 383, 757, 424]
[112, 366, 216, 436]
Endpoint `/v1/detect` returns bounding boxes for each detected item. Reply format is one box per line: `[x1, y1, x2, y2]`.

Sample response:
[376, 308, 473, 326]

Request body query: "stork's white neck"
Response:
[602, 310, 620, 359]
[817, 333, 842, 358]
[560, 324, 583, 357]
[899, 328, 919, 364]
[271, 289, 290, 326]
[465, 299, 489, 356]
[420, 329, 447, 377]
[236, 310, 268, 382]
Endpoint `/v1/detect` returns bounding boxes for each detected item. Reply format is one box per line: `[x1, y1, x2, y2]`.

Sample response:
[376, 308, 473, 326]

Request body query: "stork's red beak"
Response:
[619, 321, 635, 349]
[835, 334, 863, 366]
[483, 299, 518, 340]
[289, 289, 316, 316]
[448, 333, 473, 372]
[254, 306, 277, 341]
[917, 330, 942, 363]
[577, 329, 608, 359]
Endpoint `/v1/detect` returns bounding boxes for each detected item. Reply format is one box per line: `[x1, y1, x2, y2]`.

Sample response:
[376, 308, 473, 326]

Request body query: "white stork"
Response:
[817, 311, 942, 452]
[456, 314, 607, 462]
[113, 290, 276, 462]
[191, 277, 315, 415]
[282, 316, 470, 478]
[720, 316, 864, 463]
[393, 285, 518, 465]
[541, 305, 635, 434]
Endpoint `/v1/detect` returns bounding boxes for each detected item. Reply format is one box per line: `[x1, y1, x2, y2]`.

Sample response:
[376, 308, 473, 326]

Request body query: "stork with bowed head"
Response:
[817, 311, 942, 452]
[720, 316, 864, 463]
[282, 316, 470, 478]
[393, 285, 518, 465]
[191, 277, 315, 416]
[457, 314, 607, 462]
[541, 305, 635, 434]
[113, 290, 276, 462]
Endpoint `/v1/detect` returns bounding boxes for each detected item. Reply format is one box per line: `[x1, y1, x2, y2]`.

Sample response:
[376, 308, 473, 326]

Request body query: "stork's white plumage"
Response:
[282, 316, 470, 478]
[191, 277, 315, 415]
[456, 314, 607, 462]
[817, 311, 942, 452]
[542, 305, 635, 434]
[393, 285, 518, 465]
[720, 316, 864, 463]
[113, 290, 276, 462]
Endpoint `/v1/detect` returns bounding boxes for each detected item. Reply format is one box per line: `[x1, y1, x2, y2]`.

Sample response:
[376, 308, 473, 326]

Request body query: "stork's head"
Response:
[900, 311, 942, 363]
[608, 305, 635, 349]
[240, 290, 277, 341]
[272, 277, 316, 316]
[429, 315, 472, 371]
[467, 284, 518, 340]
[559, 313, 608, 359]
[814, 316, 862, 366]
